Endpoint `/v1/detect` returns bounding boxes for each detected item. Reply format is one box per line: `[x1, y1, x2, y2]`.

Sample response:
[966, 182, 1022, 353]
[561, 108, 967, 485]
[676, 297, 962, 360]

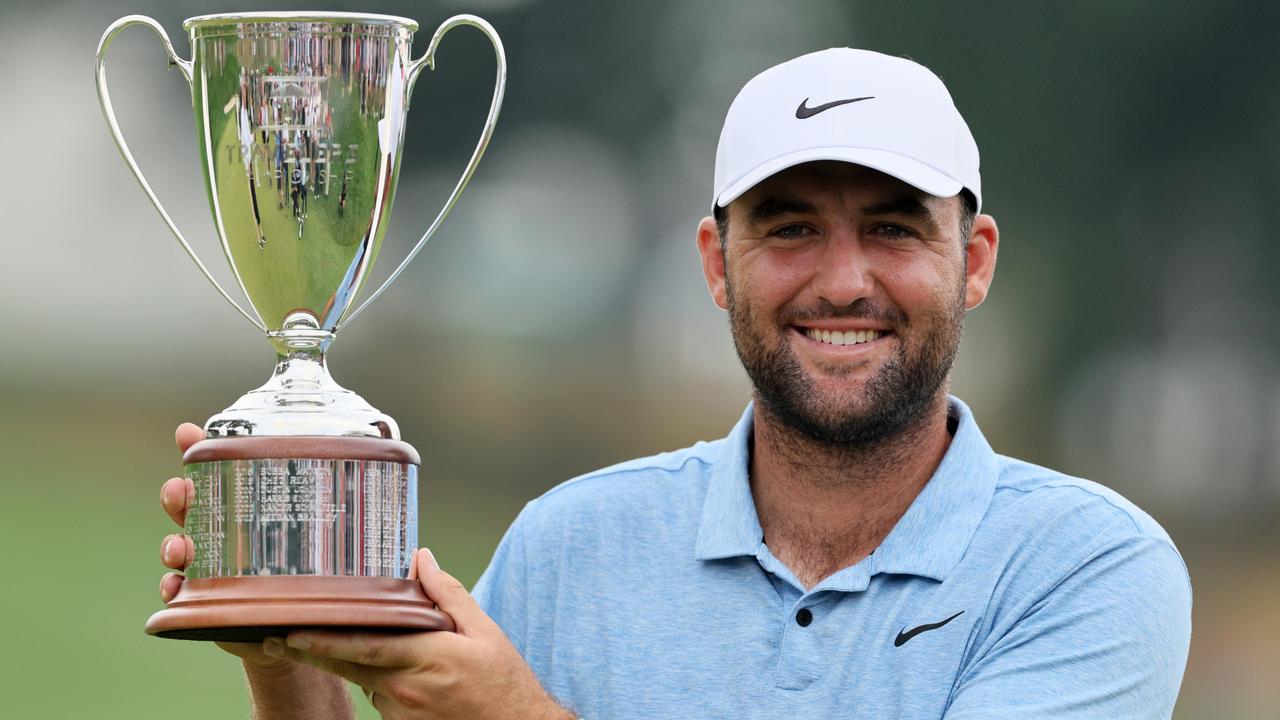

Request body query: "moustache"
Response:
[780, 298, 908, 328]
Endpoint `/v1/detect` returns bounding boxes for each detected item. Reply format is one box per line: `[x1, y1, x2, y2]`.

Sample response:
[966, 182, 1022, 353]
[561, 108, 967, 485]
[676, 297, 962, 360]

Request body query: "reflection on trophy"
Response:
[95, 12, 505, 641]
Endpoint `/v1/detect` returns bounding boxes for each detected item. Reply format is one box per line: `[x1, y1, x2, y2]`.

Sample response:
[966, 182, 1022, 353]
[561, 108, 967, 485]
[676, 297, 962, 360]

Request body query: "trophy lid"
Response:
[183, 12, 419, 33]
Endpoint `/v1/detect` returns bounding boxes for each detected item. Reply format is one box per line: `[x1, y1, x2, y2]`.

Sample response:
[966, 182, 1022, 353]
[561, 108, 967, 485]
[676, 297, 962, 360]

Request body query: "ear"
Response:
[696, 215, 729, 310]
[963, 214, 998, 309]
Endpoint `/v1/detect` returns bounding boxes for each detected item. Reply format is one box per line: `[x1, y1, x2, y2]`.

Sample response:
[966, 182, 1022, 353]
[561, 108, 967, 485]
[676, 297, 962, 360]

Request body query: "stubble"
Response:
[725, 273, 965, 451]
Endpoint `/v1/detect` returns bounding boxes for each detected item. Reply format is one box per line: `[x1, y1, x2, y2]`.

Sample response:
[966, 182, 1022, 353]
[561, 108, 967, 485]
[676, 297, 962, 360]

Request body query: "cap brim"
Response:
[715, 146, 965, 209]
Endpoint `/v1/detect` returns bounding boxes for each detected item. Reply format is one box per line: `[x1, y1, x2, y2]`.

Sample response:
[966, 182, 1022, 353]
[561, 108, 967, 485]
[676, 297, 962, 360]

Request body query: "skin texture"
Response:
[695, 161, 998, 587]
[159, 427, 573, 720]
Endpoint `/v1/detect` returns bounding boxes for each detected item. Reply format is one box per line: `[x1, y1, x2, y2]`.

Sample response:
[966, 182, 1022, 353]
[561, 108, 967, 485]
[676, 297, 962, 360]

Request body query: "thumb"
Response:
[415, 548, 493, 636]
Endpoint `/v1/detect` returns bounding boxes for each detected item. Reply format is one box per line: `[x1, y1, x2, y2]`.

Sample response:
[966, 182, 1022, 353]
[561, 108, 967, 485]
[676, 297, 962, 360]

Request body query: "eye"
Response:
[869, 223, 915, 240]
[769, 223, 816, 240]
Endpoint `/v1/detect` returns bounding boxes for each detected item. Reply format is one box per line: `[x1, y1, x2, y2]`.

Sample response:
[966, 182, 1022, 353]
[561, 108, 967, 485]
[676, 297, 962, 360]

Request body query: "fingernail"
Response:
[423, 547, 440, 572]
[262, 637, 285, 657]
[159, 576, 169, 599]
[162, 538, 175, 564]
[287, 634, 312, 651]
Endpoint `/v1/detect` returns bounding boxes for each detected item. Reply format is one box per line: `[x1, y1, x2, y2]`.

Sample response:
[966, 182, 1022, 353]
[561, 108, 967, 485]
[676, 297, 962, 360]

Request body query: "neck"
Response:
[749, 391, 953, 589]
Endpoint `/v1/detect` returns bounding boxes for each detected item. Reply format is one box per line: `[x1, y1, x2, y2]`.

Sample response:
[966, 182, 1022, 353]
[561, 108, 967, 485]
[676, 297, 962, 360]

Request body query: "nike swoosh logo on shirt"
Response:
[893, 610, 965, 647]
[795, 95, 875, 119]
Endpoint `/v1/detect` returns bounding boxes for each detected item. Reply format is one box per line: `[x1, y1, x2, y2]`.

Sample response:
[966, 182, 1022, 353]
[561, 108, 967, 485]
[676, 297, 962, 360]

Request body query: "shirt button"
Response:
[796, 608, 813, 627]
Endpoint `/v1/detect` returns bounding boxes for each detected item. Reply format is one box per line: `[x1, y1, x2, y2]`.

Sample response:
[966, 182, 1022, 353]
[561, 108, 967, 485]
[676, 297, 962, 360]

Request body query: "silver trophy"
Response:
[96, 12, 505, 640]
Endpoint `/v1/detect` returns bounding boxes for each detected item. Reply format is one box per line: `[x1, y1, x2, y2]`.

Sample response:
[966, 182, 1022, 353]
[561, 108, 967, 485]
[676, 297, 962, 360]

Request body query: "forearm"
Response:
[244, 661, 353, 720]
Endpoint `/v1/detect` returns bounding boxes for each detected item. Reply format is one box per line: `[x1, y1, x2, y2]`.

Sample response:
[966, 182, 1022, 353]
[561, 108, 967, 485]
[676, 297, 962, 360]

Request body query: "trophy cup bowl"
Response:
[96, 12, 505, 641]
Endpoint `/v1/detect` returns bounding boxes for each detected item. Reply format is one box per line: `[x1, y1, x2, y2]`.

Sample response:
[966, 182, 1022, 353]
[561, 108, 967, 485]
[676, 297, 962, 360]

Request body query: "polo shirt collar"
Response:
[693, 397, 998, 585]
[694, 404, 764, 560]
[863, 397, 998, 582]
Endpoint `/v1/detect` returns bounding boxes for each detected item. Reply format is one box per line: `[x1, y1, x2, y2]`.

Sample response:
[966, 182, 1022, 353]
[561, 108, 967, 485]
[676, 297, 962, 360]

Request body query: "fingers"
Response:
[160, 477, 193, 527]
[166, 423, 202, 527]
[159, 533, 193, 602]
[262, 637, 384, 688]
[280, 629, 443, 668]
[157, 425, 203, 609]
[175, 423, 205, 453]
[161, 533, 194, 569]
[159, 572, 183, 602]
[415, 548, 493, 636]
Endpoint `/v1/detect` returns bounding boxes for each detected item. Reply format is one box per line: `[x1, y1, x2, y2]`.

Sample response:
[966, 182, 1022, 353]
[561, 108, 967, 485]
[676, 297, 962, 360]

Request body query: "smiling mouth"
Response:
[796, 327, 889, 347]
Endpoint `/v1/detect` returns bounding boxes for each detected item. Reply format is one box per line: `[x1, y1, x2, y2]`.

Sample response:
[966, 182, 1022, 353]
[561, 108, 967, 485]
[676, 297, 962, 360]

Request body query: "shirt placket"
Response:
[775, 593, 828, 690]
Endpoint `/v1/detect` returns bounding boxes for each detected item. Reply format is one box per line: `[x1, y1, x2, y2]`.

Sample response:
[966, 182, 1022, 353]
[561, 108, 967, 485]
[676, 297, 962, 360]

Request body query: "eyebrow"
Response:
[745, 192, 945, 232]
[863, 195, 944, 235]
[746, 197, 820, 225]
[861, 195, 932, 220]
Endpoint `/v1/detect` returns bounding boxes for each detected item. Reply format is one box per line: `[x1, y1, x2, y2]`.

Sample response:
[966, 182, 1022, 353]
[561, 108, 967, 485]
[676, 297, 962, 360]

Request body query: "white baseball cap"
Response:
[713, 48, 982, 213]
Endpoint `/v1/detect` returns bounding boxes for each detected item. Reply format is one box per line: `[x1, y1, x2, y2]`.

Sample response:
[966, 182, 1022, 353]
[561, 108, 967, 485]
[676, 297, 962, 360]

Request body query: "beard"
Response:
[726, 279, 964, 448]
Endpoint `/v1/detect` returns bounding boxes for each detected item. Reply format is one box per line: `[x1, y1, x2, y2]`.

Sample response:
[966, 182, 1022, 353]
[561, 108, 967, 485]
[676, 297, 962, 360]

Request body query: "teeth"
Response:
[804, 328, 882, 346]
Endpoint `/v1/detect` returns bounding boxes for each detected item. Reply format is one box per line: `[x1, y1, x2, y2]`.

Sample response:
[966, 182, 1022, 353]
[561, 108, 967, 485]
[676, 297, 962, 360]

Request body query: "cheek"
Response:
[872, 250, 961, 314]
[733, 250, 811, 307]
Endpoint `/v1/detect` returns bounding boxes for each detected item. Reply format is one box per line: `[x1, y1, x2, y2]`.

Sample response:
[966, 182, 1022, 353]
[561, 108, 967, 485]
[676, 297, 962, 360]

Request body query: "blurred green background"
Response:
[1, 0, 1276, 717]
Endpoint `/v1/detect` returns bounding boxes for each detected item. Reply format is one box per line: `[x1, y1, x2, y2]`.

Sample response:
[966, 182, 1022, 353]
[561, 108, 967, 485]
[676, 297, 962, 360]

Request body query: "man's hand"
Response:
[263, 548, 573, 720]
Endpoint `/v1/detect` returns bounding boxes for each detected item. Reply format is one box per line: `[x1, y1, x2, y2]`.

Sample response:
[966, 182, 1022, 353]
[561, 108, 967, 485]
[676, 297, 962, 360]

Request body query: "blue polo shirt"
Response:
[472, 398, 1191, 718]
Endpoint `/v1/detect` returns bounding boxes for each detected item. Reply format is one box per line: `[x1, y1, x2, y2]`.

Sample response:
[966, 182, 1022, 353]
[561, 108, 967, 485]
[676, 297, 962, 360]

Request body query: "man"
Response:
[157, 49, 1191, 718]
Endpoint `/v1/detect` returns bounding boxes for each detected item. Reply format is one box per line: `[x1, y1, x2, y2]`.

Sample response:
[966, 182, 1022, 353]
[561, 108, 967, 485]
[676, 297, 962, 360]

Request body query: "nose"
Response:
[811, 230, 875, 308]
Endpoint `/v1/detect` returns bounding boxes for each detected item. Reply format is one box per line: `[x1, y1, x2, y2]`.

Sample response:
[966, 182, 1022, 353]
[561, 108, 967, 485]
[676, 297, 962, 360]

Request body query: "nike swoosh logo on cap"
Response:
[795, 95, 875, 119]
[893, 610, 965, 647]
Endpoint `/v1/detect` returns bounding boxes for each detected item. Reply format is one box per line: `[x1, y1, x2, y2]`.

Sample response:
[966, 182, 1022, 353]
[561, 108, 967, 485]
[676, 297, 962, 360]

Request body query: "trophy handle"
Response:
[340, 14, 507, 328]
[95, 15, 268, 332]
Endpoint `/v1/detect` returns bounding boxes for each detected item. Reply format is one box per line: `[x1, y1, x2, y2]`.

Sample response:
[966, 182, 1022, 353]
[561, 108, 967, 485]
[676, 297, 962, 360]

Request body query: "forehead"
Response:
[731, 161, 954, 218]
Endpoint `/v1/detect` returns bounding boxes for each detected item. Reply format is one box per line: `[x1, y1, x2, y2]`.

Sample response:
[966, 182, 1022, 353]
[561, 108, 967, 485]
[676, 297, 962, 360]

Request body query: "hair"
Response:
[714, 188, 978, 250]
[957, 189, 977, 243]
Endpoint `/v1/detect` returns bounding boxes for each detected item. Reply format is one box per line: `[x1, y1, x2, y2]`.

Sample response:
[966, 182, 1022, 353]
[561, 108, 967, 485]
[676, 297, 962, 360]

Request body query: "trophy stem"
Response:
[268, 346, 333, 399]
[204, 312, 398, 438]
[260, 312, 344, 412]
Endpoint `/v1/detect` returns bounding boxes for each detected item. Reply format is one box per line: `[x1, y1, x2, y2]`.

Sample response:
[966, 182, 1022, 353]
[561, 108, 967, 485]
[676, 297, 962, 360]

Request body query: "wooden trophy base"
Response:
[146, 436, 450, 642]
[146, 576, 453, 642]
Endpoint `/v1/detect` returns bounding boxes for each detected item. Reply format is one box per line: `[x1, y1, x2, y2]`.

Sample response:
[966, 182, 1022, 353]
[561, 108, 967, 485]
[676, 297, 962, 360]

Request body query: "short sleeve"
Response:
[944, 536, 1192, 719]
[471, 501, 534, 655]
